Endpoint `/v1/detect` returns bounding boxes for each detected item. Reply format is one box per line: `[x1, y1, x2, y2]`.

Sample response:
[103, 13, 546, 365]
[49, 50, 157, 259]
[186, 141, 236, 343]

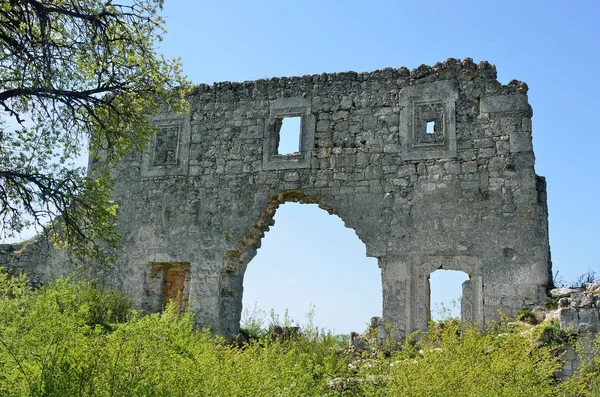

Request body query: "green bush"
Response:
[533, 319, 570, 350]
[3, 268, 600, 396]
[546, 296, 559, 310]
[0, 269, 352, 396]
[516, 308, 538, 324]
[555, 332, 600, 396]
[355, 320, 562, 397]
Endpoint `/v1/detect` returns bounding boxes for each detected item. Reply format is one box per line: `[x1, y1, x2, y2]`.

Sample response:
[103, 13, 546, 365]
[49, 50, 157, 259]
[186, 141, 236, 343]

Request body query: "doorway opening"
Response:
[429, 269, 470, 322]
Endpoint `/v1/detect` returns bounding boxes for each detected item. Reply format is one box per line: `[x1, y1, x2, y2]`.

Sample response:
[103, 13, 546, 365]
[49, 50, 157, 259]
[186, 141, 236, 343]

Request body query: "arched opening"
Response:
[241, 202, 381, 335]
[429, 269, 470, 322]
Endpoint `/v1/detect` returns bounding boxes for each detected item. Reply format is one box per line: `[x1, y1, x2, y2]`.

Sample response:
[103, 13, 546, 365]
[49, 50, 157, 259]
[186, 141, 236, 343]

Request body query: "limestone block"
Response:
[551, 288, 584, 298]
[578, 294, 594, 308]
[480, 95, 529, 114]
[509, 131, 532, 153]
[559, 297, 571, 308]
[578, 308, 600, 334]
[340, 96, 354, 110]
[560, 308, 579, 334]
[587, 281, 600, 291]
[570, 294, 584, 308]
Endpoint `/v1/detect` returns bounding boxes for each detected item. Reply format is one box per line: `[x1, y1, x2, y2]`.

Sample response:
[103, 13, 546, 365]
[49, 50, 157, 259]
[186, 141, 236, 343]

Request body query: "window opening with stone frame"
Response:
[275, 116, 302, 155]
[152, 123, 181, 166]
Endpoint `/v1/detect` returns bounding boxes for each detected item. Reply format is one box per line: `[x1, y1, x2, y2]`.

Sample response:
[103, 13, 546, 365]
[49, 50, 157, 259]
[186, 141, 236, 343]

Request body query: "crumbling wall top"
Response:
[190, 58, 527, 96]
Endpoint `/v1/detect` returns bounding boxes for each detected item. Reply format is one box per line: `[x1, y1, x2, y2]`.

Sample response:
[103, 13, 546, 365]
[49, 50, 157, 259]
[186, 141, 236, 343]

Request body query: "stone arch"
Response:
[410, 254, 483, 332]
[218, 189, 376, 338]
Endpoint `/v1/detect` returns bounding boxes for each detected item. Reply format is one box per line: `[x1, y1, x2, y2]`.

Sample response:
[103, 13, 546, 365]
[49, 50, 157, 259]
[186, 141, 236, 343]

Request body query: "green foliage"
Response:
[240, 301, 267, 339]
[355, 321, 561, 397]
[431, 297, 461, 322]
[0, 0, 190, 262]
[0, 271, 352, 396]
[546, 296, 559, 310]
[4, 269, 600, 396]
[555, 333, 600, 396]
[533, 319, 570, 350]
[517, 308, 538, 324]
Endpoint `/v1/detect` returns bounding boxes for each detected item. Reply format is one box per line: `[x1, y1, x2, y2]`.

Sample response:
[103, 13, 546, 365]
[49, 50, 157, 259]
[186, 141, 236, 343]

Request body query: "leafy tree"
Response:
[0, 0, 189, 260]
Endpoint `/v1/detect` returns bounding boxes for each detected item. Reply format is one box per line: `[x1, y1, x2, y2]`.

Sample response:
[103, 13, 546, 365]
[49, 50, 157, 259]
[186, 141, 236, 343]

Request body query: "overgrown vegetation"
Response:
[516, 308, 538, 324]
[533, 319, 571, 350]
[1, 269, 600, 396]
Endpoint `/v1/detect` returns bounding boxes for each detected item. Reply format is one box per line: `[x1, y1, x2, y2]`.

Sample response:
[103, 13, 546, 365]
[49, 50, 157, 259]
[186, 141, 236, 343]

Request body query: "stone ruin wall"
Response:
[1, 58, 551, 339]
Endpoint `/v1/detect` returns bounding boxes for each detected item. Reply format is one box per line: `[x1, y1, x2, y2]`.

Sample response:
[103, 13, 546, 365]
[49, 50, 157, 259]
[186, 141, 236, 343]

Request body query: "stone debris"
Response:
[549, 284, 600, 335]
[550, 288, 585, 298]
[545, 281, 600, 380]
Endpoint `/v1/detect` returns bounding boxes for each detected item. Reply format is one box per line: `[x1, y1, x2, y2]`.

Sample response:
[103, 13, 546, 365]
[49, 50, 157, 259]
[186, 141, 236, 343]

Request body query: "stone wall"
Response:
[0, 244, 26, 277]
[545, 283, 600, 380]
[1, 58, 551, 339]
[0, 240, 74, 287]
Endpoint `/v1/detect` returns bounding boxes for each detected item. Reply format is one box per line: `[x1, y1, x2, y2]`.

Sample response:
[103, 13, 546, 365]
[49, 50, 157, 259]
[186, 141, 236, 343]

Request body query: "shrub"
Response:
[0, 270, 352, 396]
[556, 332, 600, 396]
[533, 319, 570, 350]
[356, 321, 561, 397]
[569, 268, 597, 289]
[517, 308, 538, 324]
[546, 296, 559, 310]
[2, 267, 600, 396]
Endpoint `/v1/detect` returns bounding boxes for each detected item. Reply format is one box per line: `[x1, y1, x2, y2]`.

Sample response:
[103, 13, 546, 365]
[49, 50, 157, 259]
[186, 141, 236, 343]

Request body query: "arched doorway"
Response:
[242, 202, 381, 334]
[218, 190, 381, 338]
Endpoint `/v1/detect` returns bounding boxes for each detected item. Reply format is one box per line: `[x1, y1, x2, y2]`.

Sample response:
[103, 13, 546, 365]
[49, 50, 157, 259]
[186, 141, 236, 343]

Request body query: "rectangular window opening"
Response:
[426, 120, 435, 135]
[276, 116, 301, 155]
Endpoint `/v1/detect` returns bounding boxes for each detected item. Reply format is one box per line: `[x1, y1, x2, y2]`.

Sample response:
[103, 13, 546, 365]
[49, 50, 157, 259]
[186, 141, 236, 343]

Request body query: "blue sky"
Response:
[155, 0, 600, 333]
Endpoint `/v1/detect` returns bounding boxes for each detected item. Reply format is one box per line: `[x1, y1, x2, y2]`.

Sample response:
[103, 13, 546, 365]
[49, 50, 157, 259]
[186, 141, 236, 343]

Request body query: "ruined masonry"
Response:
[1, 58, 551, 339]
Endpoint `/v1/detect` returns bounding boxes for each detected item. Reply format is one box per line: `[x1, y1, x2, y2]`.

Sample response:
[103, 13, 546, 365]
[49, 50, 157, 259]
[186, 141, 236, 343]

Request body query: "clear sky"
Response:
[152, 0, 600, 333]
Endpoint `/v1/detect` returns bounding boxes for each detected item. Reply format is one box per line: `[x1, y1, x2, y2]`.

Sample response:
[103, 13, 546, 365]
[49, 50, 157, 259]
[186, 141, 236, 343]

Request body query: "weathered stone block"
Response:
[480, 94, 529, 114]
[578, 308, 600, 334]
[509, 131, 533, 153]
[560, 308, 579, 333]
[551, 288, 584, 298]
